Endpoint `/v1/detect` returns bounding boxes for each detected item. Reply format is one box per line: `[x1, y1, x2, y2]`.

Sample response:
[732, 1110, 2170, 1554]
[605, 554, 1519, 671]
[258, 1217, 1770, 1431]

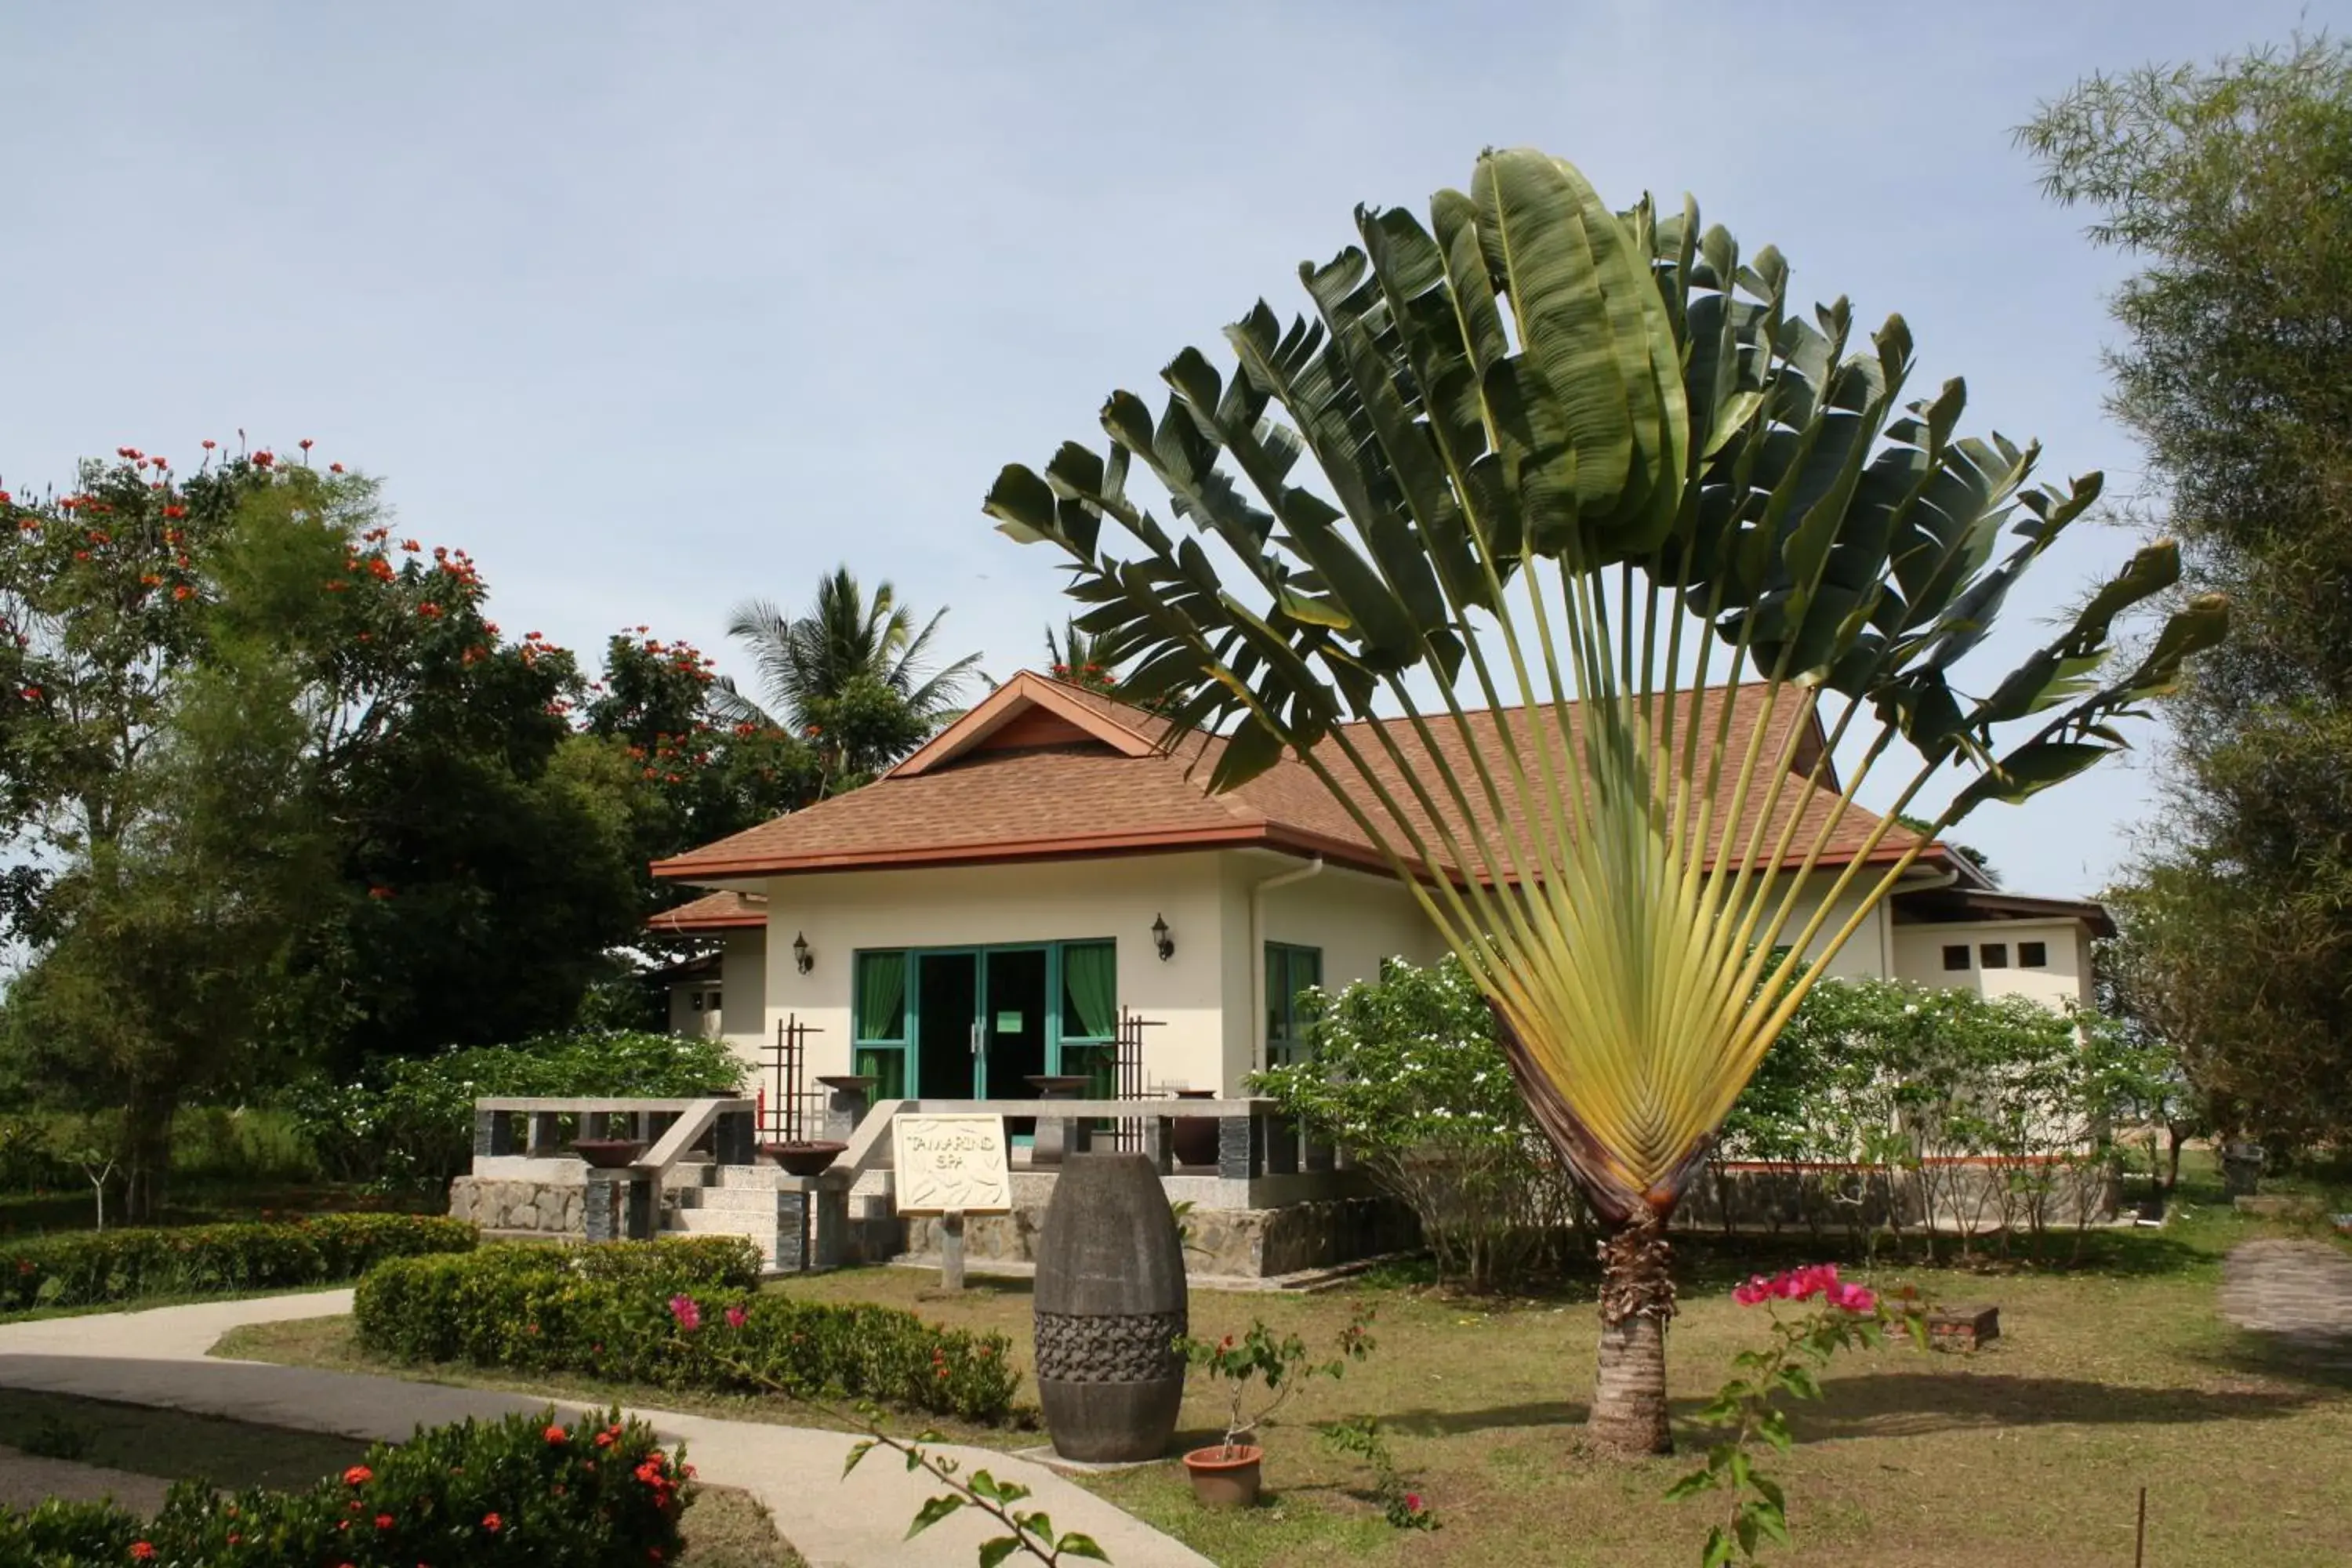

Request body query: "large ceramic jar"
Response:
[1033, 1152, 1188, 1462]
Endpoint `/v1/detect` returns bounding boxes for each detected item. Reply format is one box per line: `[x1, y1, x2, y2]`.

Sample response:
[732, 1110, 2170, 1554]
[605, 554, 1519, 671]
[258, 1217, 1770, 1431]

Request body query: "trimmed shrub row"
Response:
[0, 1212, 479, 1314]
[356, 1241, 1022, 1425]
[0, 1405, 686, 1568]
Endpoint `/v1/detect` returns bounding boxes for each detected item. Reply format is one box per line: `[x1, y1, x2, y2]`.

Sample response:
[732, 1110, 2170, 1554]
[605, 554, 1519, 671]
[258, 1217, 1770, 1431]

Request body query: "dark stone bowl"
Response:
[572, 1140, 647, 1170]
[761, 1140, 847, 1176]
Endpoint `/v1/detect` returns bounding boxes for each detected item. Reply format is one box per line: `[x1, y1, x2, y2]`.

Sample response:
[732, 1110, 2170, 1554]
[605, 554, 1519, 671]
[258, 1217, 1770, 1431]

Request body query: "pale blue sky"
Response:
[3, 1, 2338, 896]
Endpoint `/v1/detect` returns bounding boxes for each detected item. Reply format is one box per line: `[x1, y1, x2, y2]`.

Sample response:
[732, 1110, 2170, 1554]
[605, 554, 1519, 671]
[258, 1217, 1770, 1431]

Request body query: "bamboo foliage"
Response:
[985, 150, 2223, 1226]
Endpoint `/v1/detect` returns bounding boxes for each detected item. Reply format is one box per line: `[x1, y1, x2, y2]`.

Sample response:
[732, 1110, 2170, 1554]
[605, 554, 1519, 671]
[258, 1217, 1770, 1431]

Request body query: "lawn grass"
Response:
[0, 1387, 799, 1565]
[212, 1170, 2352, 1567]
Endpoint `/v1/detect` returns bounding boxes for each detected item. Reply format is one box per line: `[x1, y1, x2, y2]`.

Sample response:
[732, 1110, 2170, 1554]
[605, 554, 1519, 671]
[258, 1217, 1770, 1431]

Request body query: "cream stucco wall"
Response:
[1891, 918, 2092, 1009]
[719, 927, 768, 1065]
[1237, 855, 1449, 1082]
[739, 851, 1234, 1095]
[691, 850, 2092, 1104]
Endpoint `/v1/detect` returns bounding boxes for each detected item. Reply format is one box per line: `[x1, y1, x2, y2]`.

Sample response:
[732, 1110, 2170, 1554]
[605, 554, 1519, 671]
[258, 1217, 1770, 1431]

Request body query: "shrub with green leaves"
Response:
[1251, 955, 1583, 1290]
[289, 1029, 746, 1192]
[0, 1405, 686, 1568]
[357, 1242, 1022, 1425]
[0, 1212, 477, 1314]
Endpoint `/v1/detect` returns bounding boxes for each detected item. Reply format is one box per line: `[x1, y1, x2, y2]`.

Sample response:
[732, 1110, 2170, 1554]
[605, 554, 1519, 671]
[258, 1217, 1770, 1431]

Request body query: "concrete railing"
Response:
[837, 1095, 1333, 1185]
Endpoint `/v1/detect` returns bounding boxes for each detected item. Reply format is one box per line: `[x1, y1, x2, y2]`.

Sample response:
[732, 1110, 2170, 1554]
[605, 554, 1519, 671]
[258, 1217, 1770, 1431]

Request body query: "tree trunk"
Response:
[119, 1087, 174, 1225]
[1588, 1212, 1675, 1457]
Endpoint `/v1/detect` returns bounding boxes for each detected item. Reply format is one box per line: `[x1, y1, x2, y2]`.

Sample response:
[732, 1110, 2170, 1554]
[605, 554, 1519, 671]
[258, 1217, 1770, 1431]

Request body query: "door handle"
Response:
[971, 1021, 982, 1056]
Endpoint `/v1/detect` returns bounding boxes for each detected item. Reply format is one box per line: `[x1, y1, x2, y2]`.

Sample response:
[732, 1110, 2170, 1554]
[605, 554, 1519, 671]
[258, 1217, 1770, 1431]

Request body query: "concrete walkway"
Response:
[0, 1292, 1211, 1568]
[2219, 1238, 2352, 1365]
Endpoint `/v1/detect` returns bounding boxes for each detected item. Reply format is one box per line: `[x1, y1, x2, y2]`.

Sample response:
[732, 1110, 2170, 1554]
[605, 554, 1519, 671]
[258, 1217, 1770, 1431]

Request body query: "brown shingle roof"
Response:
[652, 673, 1937, 885]
[645, 888, 769, 933]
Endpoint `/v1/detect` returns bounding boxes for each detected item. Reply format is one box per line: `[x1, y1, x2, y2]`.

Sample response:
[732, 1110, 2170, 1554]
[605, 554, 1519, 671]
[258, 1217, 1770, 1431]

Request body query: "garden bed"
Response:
[217, 1185, 2352, 1566]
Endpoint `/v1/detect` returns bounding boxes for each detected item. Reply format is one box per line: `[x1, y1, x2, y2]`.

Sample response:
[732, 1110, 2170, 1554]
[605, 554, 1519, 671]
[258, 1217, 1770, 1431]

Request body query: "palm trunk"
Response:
[1588, 1212, 1675, 1457]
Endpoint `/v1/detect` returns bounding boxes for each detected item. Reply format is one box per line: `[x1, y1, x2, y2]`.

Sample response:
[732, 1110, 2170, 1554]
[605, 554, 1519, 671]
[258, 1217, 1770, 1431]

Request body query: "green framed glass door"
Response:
[858, 938, 1118, 1101]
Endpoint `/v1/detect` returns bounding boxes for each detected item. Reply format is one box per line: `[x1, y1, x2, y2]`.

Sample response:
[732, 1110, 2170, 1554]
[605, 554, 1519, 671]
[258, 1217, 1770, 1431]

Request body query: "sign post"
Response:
[891, 1113, 1011, 1291]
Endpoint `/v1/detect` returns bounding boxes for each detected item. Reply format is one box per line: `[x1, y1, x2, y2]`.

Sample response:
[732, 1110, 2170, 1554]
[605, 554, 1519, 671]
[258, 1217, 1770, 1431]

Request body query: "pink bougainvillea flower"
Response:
[668, 1294, 701, 1332]
[724, 1303, 747, 1330]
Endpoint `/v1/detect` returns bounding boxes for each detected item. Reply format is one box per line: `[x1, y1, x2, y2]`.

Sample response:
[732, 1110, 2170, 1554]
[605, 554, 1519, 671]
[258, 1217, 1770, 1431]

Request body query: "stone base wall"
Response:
[449, 1176, 585, 1236]
[900, 1192, 1415, 1279]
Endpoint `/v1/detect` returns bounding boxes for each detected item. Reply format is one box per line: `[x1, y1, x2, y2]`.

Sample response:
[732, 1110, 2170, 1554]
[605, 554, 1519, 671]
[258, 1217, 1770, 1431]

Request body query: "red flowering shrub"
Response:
[0, 1406, 685, 1566]
[356, 1244, 1020, 1425]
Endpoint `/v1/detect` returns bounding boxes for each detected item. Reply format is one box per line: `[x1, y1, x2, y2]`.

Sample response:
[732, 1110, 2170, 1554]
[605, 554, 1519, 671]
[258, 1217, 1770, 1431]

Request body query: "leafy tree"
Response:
[988, 149, 2218, 1453]
[580, 628, 823, 922]
[5, 476, 336, 1218]
[0, 443, 283, 942]
[723, 567, 984, 787]
[2022, 36, 2352, 1146]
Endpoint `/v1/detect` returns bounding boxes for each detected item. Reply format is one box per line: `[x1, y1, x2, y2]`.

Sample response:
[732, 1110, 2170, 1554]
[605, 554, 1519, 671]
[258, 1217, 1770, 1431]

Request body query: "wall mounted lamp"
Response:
[1152, 913, 1174, 962]
[793, 931, 814, 975]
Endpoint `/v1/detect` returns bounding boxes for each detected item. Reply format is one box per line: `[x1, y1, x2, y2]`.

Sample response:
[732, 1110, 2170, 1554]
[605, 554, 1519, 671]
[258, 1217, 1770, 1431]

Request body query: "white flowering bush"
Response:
[1250, 956, 1584, 1290]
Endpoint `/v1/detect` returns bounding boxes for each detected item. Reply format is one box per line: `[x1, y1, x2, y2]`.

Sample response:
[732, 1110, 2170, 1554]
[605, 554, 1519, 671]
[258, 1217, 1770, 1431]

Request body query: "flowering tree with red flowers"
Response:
[1, 441, 652, 1207]
[0, 445, 285, 941]
[581, 628, 823, 922]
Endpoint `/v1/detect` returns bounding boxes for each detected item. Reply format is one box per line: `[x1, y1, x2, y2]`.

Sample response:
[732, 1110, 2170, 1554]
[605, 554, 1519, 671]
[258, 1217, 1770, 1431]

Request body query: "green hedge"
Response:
[0, 1213, 478, 1314]
[0, 1405, 685, 1567]
[356, 1242, 1022, 1425]
[291, 1028, 748, 1192]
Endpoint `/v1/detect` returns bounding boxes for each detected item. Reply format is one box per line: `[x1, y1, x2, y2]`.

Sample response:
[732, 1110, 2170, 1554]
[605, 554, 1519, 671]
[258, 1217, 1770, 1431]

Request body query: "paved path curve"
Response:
[0, 1292, 1210, 1568]
[2219, 1239, 2352, 1363]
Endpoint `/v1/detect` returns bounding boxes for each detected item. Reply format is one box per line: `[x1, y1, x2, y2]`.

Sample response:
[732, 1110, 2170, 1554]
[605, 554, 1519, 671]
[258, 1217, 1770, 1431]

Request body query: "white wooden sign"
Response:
[892, 1113, 1012, 1216]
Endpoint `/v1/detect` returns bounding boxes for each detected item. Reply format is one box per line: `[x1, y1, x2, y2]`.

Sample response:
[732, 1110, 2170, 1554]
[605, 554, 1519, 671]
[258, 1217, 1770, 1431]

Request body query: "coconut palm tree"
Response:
[724, 568, 984, 784]
[985, 149, 2224, 1455]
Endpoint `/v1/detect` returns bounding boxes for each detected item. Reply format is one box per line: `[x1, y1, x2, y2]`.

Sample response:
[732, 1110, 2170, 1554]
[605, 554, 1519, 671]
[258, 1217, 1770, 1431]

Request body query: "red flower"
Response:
[482, 1512, 502, 1532]
[253, 450, 274, 467]
[545, 1423, 568, 1443]
[724, 1302, 747, 1330]
[329, 462, 346, 474]
[1405, 1492, 1424, 1512]
[19, 688, 39, 702]
[343, 1465, 372, 1486]
[374, 1512, 394, 1530]
[299, 438, 314, 450]
[130, 1544, 155, 1561]
[162, 505, 187, 519]
[201, 438, 216, 450]
[399, 539, 421, 552]
[416, 602, 443, 618]
[172, 585, 193, 601]
[595, 1430, 616, 1448]
[368, 886, 394, 900]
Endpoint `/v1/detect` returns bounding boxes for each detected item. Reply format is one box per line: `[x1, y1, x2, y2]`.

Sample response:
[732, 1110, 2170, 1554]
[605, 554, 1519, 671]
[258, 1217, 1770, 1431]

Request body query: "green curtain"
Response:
[856, 951, 907, 1041]
[1062, 942, 1117, 1040]
[856, 1046, 906, 1099]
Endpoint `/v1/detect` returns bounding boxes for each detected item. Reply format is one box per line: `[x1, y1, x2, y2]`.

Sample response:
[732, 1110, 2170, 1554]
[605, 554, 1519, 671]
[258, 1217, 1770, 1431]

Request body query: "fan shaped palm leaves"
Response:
[724, 568, 985, 784]
[985, 149, 2224, 1454]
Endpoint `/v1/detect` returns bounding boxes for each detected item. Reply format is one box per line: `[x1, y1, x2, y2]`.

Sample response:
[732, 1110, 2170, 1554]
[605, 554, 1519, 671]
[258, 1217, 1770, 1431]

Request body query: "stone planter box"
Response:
[1926, 1303, 2001, 1351]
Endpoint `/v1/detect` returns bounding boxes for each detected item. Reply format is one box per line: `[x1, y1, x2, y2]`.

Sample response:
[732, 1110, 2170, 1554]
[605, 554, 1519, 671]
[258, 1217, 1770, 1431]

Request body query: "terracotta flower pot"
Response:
[1170, 1089, 1220, 1169]
[571, 1140, 646, 1170]
[760, 1140, 846, 1176]
[1181, 1444, 1263, 1508]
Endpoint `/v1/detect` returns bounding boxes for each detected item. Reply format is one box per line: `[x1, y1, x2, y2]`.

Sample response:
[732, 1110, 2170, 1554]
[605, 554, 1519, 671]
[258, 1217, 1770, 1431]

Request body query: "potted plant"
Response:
[1177, 1309, 1373, 1508]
